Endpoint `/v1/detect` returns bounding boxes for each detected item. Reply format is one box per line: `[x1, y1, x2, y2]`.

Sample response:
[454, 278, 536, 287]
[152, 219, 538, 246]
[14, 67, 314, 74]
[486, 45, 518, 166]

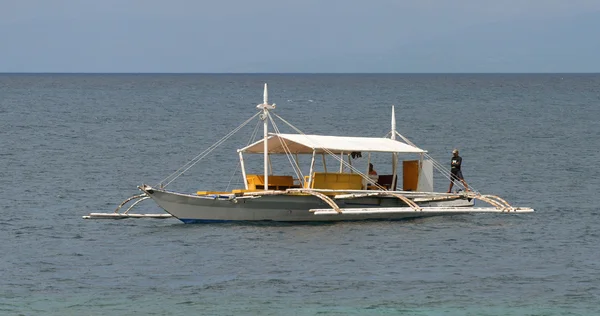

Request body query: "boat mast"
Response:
[257, 83, 275, 190]
[391, 105, 398, 190]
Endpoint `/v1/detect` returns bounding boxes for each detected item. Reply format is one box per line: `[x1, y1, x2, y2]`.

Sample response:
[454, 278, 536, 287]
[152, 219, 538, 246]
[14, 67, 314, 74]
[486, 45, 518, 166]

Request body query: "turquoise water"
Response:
[1, 74, 599, 315]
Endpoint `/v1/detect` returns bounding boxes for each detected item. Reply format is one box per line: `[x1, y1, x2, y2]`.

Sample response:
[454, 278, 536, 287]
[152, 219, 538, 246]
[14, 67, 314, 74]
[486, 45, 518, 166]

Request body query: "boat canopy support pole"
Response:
[418, 152, 424, 190]
[367, 152, 371, 175]
[392, 153, 398, 191]
[268, 154, 273, 175]
[348, 155, 353, 173]
[239, 151, 248, 190]
[391, 105, 398, 191]
[294, 153, 302, 185]
[263, 111, 268, 189]
[294, 153, 300, 171]
[308, 150, 316, 188]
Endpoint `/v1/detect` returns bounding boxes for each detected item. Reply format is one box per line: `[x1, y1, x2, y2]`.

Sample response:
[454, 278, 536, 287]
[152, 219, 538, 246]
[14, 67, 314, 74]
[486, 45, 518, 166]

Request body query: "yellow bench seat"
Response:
[304, 172, 363, 190]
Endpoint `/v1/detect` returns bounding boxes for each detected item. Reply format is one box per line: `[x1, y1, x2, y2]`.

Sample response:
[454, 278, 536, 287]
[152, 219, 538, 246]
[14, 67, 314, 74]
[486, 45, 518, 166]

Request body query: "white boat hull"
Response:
[141, 187, 532, 223]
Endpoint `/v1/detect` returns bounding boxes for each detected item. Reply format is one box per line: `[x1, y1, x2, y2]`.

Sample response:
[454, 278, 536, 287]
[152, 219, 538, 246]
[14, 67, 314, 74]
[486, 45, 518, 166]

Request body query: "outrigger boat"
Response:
[85, 84, 533, 222]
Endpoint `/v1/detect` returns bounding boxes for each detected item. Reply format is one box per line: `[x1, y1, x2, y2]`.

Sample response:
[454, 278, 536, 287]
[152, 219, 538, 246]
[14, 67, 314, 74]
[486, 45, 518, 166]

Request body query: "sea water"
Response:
[1, 73, 599, 315]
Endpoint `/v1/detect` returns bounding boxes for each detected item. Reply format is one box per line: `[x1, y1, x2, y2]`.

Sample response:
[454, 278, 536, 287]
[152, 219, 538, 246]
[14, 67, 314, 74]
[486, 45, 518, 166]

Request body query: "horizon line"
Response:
[1, 72, 600, 75]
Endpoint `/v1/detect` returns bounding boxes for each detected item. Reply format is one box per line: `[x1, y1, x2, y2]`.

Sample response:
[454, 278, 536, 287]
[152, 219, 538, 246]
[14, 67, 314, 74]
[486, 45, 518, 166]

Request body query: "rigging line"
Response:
[272, 137, 303, 183]
[424, 153, 450, 174]
[159, 111, 259, 186]
[164, 114, 259, 187]
[424, 154, 457, 182]
[160, 111, 260, 187]
[278, 114, 475, 193]
[249, 119, 262, 145]
[328, 148, 387, 190]
[394, 131, 418, 148]
[267, 113, 304, 182]
[424, 153, 478, 193]
[159, 111, 261, 188]
[267, 114, 303, 179]
[389, 130, 444, 186]
[387, 117, 479, 193]
[269, 115, 304, 175]
[273, 113, 388, 190]
[273, 113, 384, 188]
[278, 113, 478, 192]
[272, 113, 380, 187]
[269, 117, 300, 180]
[391, 129, 478, 193]
[390, 127, 475, 193]
[163, 113, 259, 188]
[429, 159, 461, 187]
[226, 119, 261, 191]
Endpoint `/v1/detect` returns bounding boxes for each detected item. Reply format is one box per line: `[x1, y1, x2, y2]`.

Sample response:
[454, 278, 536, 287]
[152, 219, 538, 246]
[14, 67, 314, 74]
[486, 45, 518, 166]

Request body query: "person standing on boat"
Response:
[447, 149, 469, 193]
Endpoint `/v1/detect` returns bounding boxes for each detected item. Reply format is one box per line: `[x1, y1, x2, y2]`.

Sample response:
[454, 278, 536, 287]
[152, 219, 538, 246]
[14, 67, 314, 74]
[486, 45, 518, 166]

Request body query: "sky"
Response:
[1, 0, 599, 73]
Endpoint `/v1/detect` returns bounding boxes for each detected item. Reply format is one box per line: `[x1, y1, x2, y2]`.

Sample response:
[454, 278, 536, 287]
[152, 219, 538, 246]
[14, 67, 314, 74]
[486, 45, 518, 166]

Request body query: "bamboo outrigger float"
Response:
[85, 84, 533, 222]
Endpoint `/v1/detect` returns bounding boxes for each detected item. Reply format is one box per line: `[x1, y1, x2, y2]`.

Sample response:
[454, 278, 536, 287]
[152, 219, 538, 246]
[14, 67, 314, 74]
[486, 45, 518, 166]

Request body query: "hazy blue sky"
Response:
[1, 0, 599, 72]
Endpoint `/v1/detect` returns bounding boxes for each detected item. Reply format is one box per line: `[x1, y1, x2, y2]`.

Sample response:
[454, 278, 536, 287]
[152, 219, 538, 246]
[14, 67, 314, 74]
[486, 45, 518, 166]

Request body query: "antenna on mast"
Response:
[257, 83, 275, 111]
[263, 83, 268, 104]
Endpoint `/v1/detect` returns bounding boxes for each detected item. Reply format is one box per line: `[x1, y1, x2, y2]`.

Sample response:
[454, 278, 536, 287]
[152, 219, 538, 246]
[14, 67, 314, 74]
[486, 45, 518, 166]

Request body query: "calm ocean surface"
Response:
[1, 74, 599, 315]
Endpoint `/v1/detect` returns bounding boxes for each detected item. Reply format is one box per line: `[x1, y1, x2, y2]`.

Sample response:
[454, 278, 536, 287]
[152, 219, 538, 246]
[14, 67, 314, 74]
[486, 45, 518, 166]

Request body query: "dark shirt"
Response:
[451, 155, 462, 171]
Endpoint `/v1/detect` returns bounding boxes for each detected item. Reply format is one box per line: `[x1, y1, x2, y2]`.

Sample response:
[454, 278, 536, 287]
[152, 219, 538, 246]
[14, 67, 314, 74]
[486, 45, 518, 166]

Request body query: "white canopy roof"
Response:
[239, 133, 426, 154]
